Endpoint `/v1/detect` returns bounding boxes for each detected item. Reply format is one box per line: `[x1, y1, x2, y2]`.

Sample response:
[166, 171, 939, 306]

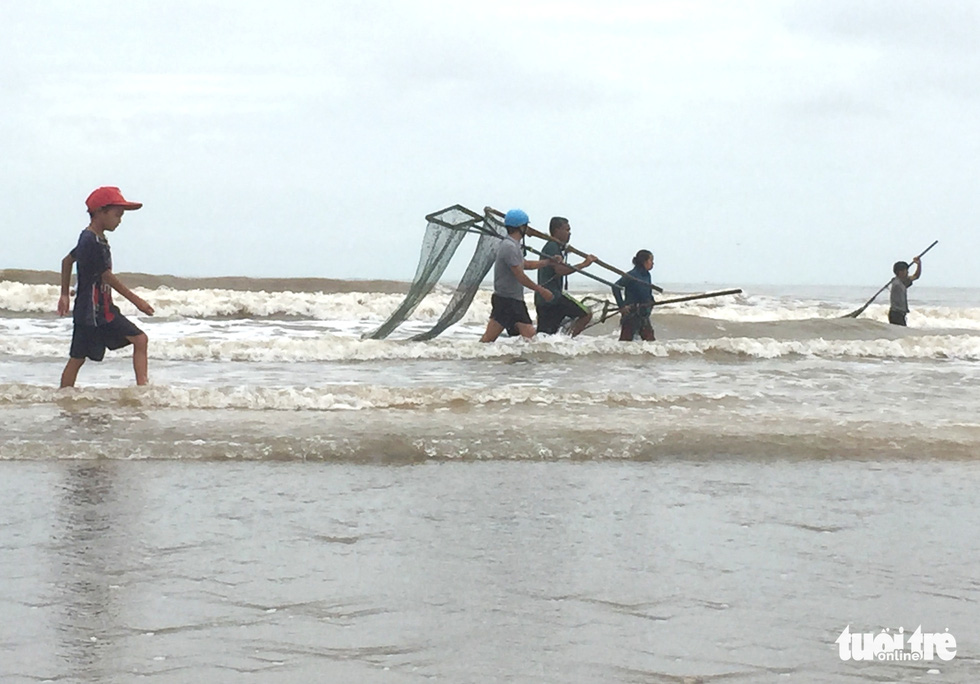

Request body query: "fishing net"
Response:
[409, 208, 506, 341]
[362, 205, 483, 340]
[367, 203, 739, 340]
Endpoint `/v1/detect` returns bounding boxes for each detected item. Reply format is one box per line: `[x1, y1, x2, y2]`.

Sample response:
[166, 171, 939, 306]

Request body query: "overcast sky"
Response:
[2, 0, 978, 287]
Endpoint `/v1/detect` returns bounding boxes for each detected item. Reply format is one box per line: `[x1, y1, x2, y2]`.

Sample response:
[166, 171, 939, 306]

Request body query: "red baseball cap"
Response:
[85, 186, 143, 212]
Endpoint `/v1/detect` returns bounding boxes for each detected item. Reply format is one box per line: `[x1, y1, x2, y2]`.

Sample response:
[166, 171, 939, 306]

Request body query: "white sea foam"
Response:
[3, 330, 980, 362]
[5, 281, 980, 329]
[0, 281, 477, 322]
[0, 282, 58, 314]
[0, 382, 737, 412]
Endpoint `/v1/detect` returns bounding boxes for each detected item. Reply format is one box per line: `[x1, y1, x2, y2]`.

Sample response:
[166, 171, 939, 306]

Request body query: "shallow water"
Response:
[2, 276, 979, 681]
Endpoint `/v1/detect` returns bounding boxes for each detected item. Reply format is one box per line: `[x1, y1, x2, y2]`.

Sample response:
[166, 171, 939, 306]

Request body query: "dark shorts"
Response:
[888, 309, 907, 326]
[490, 294, 533, 333]
[70, 314, 144, 361]
[620, 314, 655, 341]
[536, 293, 590, 335]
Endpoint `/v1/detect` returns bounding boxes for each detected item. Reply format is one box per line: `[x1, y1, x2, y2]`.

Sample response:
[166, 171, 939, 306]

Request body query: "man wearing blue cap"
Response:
[480, 209, 557, 342]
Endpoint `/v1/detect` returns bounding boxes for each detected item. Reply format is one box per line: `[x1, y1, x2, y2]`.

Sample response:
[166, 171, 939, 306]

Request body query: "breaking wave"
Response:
[3, 332, 979, 362]
[4, 281, 980, 331]
[0, 382, 738, 412]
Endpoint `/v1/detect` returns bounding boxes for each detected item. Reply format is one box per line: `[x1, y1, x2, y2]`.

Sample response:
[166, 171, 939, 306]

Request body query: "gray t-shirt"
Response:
[494, 236, 525, 300]
[889, 276, 912, 313]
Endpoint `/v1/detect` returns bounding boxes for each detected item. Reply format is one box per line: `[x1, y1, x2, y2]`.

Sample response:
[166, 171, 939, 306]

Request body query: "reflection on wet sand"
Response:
[54, 462, 120, 682]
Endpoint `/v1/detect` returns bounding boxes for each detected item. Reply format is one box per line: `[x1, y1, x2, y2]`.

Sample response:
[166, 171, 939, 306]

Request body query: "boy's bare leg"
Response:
[128, 333, 149, 385]
[60, 357, 85, 388]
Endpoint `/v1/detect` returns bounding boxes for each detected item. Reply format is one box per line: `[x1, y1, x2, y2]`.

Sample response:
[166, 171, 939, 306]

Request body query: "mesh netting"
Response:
[409, 209, 505, 341]
[362, 205, 481, 340]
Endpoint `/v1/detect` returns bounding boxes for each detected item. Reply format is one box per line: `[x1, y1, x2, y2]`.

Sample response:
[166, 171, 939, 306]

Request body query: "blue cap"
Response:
[504, 208, 529, 228]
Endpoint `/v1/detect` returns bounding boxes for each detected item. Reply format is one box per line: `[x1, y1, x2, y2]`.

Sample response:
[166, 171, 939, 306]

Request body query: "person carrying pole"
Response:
[480, 209, 556, 342]
[842, 240, 937, 320]
[534, 216, 597, 337]
[888, 256, 922, 326]
[612, 249, 657, 341]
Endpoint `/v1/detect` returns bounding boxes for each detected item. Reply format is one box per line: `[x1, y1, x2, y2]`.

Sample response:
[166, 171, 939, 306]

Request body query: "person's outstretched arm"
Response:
[554, 254, 596, 276]
[102, 271, 155, 315]
[524, 254, 563, 271]
[510, 264, 553, 302]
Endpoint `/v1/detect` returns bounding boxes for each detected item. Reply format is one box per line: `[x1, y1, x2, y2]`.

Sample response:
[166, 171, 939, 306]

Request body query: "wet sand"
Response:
[3, 459, 978, 683]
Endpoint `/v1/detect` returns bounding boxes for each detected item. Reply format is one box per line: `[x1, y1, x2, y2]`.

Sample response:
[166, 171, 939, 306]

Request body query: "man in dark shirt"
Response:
[534, 217, 596, 336]
[58, 186, 155, 387]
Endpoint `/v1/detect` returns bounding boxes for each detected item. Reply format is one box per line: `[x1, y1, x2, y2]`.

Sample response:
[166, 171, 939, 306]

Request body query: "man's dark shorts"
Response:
[490, 294, 532, 332]
[70, 314, 144, 361]
[888, 309, 907, 326]
[536, 293, 590, 335]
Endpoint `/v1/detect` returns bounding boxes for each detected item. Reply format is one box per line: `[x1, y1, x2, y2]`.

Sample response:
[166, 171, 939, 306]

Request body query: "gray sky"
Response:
[3, 0, 978, 287]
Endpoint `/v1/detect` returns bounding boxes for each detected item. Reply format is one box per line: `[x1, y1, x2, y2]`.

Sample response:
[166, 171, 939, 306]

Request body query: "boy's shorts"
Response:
[70, 315, 144, 361]
[535, 293, 590, 335]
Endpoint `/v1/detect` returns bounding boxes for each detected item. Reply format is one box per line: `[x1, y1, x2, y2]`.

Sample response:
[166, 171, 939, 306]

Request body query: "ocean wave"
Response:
[3, 405, 978, 462]
[0, 281, 471, 323]
[3, 332, 980, 362]
[0, 382, 738, 412]
[5, 281, 980, 332]
[0, 269, 412, 294]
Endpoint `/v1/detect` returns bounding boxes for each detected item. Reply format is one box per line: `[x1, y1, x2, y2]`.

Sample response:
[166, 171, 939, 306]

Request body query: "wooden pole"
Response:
[520, 240, 623, 290]
[596, 289, 742, 324]
[485, 206, 664, 293]
[842, 240, 938, 318]
[652, 288, 743, 306]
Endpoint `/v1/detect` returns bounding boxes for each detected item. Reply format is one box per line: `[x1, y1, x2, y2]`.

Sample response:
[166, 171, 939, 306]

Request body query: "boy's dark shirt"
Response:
[71, 229, 117, 326]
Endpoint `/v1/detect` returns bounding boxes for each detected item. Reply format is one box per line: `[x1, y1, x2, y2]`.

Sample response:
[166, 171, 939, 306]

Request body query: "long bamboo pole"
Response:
[842, 240, 938, 318]
[596, 288, 743, 324]
[470, 218, 623, 291]
[520, 239, 623, 290]
[485, 206, 664, 293]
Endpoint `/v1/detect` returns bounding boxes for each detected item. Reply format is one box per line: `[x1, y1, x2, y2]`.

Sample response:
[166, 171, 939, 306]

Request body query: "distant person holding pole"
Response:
[843, 241, 936, 319]
[534, 216, 597, 337]
[888, 256, 922, 326]
[612, 249, 656, 341]
[480, 209, 556, 342]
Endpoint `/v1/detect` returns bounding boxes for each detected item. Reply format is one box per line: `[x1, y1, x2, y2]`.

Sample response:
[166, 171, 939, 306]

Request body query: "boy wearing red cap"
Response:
[57, 187, 155, 387]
